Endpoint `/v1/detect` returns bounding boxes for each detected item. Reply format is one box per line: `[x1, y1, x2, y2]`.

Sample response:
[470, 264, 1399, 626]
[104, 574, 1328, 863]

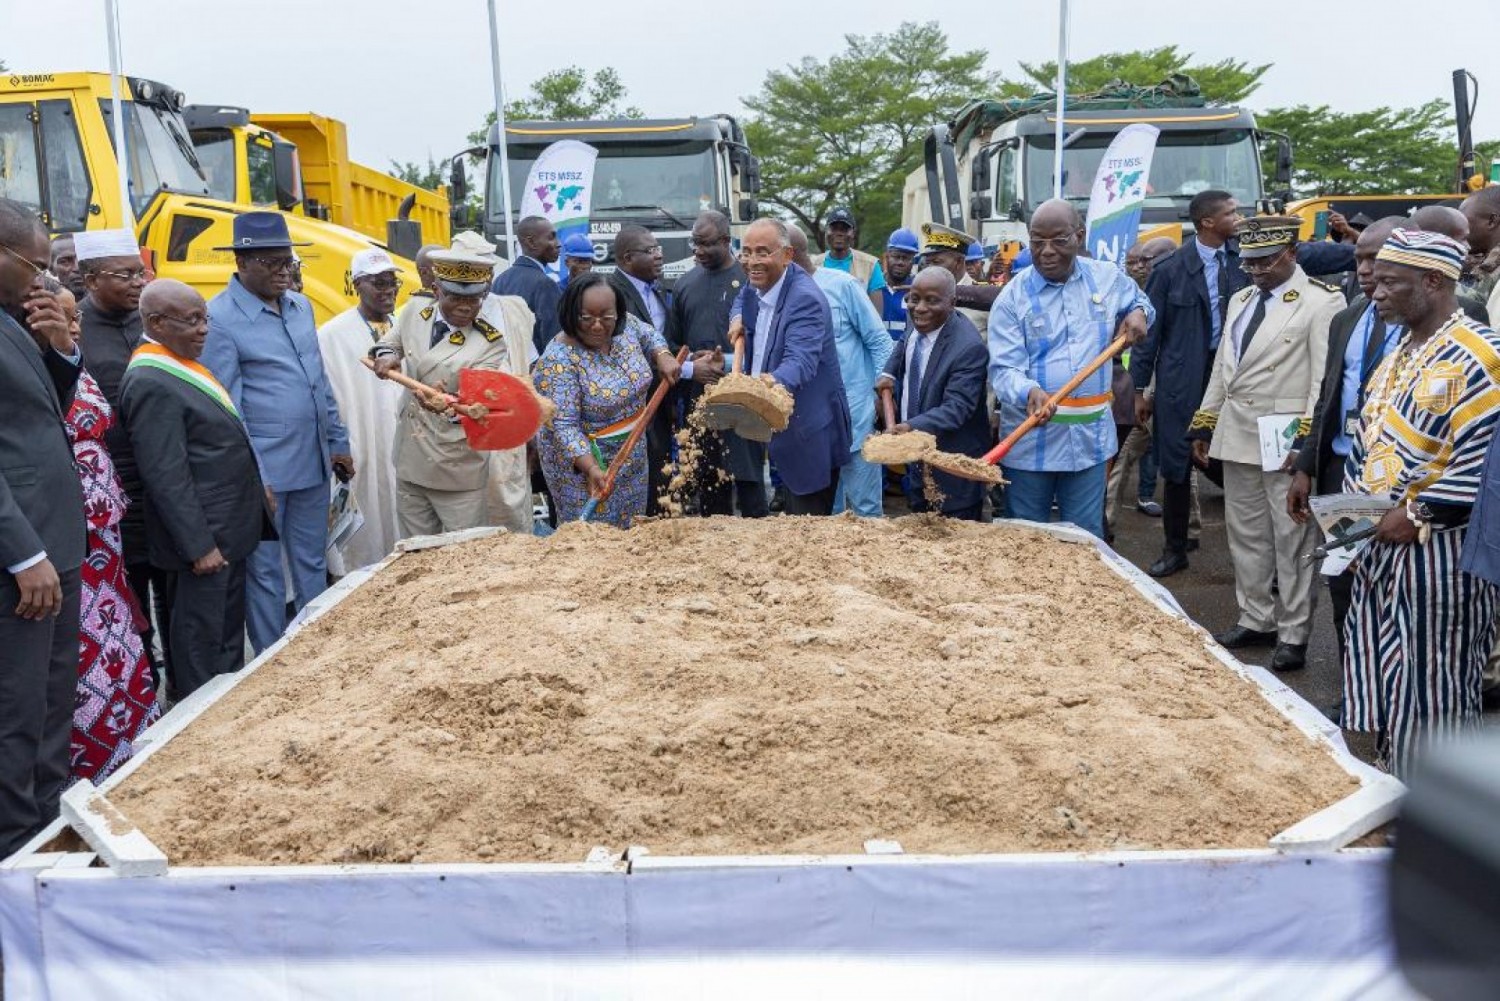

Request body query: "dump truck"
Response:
[0, 71, 422, 325]
[185, 106, 451, 257]
[472, 115, 761, 285]
[903, 78, 1290, 251]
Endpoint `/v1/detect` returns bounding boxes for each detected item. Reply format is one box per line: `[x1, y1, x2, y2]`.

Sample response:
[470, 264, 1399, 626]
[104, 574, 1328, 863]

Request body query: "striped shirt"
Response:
[987, 257, 1153, 472]
[1344, 311, 1500, 507]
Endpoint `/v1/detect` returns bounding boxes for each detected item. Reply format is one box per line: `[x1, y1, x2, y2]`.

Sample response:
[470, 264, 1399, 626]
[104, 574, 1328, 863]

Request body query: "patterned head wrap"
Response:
[1376, 228, 1467, 281]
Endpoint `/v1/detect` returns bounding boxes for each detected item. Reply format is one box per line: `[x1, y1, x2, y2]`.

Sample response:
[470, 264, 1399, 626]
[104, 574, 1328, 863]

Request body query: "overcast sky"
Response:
[6, 0, 1498, 171]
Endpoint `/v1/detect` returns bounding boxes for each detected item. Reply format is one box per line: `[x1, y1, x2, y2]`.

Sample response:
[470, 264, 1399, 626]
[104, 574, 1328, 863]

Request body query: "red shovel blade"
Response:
[457, 369, 541, 450]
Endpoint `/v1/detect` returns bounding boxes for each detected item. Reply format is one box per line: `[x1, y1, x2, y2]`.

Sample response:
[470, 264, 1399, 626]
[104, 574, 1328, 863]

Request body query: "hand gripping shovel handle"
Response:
[362, 356, 459, 409]
[579, 346, 691, 521]
[979, 332, 1132, 466]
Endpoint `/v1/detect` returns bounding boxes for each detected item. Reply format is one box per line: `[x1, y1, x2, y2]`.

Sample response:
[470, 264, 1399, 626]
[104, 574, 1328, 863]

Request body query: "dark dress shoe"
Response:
[1214, 625, 1278, 649]
[1270, 642, 1308, 671]
[1185, 538, 1200, 552]
[1147, 550, 1189, 577]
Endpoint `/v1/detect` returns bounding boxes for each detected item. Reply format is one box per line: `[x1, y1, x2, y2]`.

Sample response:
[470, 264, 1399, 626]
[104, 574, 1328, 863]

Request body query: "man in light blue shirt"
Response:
[988, 200, 1152, 538]
[789, 226, 891, 516]
[202, 213, 352, 654]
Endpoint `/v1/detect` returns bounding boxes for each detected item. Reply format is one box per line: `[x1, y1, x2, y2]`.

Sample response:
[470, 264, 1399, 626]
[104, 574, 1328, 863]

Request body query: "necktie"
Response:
[429, 319, 450, 348]
[1238, 290, 1273, 360]
[907, 334, 928, 419]
[1215, 249, 1230, 328]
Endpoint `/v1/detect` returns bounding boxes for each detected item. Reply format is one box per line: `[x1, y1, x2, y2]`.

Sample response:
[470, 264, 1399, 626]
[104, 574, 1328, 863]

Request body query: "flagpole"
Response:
[1052, 0, 1070, 200]
[104, 0, 135, 230]
[486, 0, 517, 260]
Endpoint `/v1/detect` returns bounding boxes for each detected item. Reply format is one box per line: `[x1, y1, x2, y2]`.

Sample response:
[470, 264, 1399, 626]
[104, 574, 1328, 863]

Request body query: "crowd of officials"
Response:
[5, 181, 1500, 856]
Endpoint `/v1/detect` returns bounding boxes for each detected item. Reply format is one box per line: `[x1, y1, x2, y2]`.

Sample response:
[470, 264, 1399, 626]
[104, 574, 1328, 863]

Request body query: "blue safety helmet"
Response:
[886, 228, 920, 253]
[562, 234, 595, 260]
[966, 242, 985, 263]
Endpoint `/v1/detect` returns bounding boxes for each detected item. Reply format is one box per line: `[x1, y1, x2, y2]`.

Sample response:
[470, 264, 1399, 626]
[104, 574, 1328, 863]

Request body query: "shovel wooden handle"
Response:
[362, 356, 459, 409]
[879, 385, 896, 428]
[981, 332, 1131, 466]
[592, 346, 691, 507]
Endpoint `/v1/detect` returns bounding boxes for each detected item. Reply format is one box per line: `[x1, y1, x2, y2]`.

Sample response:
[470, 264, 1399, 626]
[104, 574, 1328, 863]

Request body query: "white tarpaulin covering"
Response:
[1, 848, 1414, 999]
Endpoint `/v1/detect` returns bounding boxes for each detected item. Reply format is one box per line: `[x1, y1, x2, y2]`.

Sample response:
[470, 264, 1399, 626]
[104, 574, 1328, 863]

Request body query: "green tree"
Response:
[1009, 45, 1269, 104]
[742, 21, 996, 250]
[466, 66, 643, 148]
[1257, 100, 1465, 195]
[388, 154, 446, 191]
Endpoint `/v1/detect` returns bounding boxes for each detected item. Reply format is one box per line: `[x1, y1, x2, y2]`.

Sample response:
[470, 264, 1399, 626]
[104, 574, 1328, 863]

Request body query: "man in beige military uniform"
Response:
[371, 250, 536, 537]
[1187, 217, 1344, 670]
[920, 222, 993, 332]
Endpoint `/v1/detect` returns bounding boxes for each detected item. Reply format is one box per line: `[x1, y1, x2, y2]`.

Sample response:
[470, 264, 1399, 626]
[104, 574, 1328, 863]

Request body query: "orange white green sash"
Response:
[127, 343, 241, 419]
[1050, 390, 1111, 425]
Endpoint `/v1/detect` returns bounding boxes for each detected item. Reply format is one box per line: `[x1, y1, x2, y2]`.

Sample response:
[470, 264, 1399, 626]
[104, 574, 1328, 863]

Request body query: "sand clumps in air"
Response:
[110, 516, 1357, 866]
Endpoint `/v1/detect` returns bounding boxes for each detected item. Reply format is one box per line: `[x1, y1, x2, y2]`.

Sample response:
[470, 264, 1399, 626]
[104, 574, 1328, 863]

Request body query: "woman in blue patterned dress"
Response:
[534, 273, 679, 526]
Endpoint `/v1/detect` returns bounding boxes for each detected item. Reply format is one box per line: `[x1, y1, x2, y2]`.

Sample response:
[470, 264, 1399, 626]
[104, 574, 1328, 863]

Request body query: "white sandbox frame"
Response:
[0, 521, 1415, 1000]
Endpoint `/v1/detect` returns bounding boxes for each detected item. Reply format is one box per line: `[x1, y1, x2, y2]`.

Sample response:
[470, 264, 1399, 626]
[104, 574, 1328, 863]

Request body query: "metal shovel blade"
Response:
[700, 402, 776, 442]
[457, 369, 542, 450]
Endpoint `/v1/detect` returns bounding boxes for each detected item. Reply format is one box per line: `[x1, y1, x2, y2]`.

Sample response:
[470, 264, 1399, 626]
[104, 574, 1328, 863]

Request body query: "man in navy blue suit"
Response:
[876, 267, 991, 520]
[492, 215, 562, 356]
[730, 219, 851, 515]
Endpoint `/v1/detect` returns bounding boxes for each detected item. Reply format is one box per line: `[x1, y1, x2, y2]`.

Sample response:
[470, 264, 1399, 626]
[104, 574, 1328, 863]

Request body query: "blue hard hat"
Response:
[886, 227, 919, 253]
[562, 234, 595, 260]
[1013, 248, 1033, 270]
[966, 242, 985, 263]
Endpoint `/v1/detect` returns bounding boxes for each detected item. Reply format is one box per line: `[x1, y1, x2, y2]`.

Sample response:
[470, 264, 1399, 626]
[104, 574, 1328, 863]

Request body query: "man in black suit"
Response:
[0, 199, 87, 857]
[669, 211, 768, 516]
[120, 280, 274, 698]
[491, 216, 562, 356]
[609, 224, 678, 514]
[875, 267, 991, 520]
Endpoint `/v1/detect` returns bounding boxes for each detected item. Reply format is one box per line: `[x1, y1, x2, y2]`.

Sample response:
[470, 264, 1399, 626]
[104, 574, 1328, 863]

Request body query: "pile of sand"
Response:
[110, 517, 1356, 866]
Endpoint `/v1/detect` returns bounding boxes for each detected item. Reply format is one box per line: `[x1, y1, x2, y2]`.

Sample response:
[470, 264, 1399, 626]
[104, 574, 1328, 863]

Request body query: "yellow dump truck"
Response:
[184, 106, 450, 254]
[0, 71, 424, 325]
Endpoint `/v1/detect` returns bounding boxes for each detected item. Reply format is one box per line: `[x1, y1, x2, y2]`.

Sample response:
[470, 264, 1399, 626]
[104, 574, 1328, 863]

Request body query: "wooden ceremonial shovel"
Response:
[362, 357, 540, 450]
[926, 332, 1133, 484]
[579, 346, 691, 522]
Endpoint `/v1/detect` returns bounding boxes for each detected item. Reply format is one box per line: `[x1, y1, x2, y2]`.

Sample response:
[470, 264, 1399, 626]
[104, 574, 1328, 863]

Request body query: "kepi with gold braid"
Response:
[920, 222, 971, 256]
[1235, 215, 1301, 259]
[430, 250, 495, 295]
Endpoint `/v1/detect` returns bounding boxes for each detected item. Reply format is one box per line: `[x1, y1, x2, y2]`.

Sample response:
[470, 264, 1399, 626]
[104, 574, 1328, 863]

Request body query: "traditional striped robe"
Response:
[1342, 311, 1500, 776]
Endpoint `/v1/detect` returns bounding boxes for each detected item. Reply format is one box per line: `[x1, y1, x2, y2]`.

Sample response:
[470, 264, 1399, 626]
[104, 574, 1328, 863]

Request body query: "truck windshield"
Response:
[191, 128, 236, 202]
[1024, 128, 1262, 214]
[492, 141, 717, 227]
[99, 99, 210, 215]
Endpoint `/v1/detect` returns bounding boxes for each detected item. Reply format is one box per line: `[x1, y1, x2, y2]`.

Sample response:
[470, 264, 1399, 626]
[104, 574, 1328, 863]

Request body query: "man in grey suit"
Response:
[0, 199, 87, 857]
[121, 280, 274, 697]
[200, 212, 353, 654]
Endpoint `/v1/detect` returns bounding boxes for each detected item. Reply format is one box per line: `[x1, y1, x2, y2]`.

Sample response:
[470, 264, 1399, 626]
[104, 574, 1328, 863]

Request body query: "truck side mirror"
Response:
[745, 156, 762, 194]
[1275, 136, 1293, 188]
[738, 197, 758, 220]
[1008, 200, 1024, 223]
[271, 140, 302, 212]
[970, 155, 992, 196]
[449, 158, 469, 205]
[970, 193, 993, 220]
